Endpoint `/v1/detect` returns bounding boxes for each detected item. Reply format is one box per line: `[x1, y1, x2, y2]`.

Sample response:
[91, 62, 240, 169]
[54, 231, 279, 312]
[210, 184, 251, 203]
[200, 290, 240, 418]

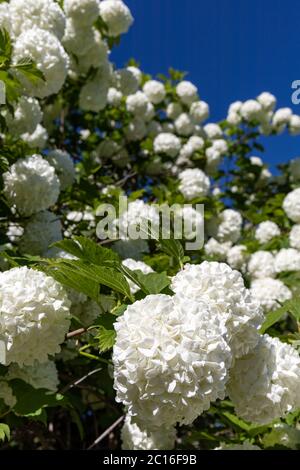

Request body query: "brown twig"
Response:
[87, 415, 124, 450]
[59, 367, 103, 395]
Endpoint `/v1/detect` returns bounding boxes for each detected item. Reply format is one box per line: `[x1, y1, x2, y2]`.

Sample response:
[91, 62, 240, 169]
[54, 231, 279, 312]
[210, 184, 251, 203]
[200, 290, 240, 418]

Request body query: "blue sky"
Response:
[111, 0, 300, 171]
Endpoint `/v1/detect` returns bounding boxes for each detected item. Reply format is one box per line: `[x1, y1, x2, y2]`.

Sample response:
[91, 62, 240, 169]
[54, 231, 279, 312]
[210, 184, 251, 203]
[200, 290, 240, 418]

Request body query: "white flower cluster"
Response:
[99, 0, 133, 37]
[116, 200, 159, 240]
[178, 168, 210, 200]
[255, 221, 280, 244]
[227, 335, 300, 424]
[8, 360, 59, 392]
[113, 293, 232, 430]
[250, 278, 292, 312]
[283, 188, 300, 223]
[3, 155, 60, 217]
[121, 416, 176, 450]
[19, 211, 62, 256]
[0, 267, 71, 366]
[4, 96, 42, 136]
[207, 209, 242, 243]
[47, 149, 76, 190]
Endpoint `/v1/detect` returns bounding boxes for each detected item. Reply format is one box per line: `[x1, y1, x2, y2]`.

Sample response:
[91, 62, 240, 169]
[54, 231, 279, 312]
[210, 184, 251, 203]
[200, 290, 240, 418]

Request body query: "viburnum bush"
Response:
[1, 0, 300, 451]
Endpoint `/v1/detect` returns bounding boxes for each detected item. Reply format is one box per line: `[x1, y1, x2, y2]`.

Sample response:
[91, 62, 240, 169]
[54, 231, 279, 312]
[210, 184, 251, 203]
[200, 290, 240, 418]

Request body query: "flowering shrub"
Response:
[0, 0, 300, 451]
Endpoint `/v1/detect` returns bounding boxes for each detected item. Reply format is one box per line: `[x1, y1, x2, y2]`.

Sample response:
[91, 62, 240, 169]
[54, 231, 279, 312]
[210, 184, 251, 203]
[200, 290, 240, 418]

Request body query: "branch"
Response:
[59, 367, 103, 395]
[87, 415, 124, 450]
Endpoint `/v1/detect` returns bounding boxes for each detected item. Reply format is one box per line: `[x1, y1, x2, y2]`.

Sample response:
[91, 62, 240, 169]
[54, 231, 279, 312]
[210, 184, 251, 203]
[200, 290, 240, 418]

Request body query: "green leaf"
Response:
[0, 423, 10, 442]
[96, 327, 116, 353]
[132, 271, 171, 294]
[0, 28, 12, 64]
[54, 237, 120, 267]
[285, 298, 300, 321]
[11, 58, 45, 84]
[10, 379, 66, 416]
[260, 304, 289, 334]
[159, 238, 185, 266]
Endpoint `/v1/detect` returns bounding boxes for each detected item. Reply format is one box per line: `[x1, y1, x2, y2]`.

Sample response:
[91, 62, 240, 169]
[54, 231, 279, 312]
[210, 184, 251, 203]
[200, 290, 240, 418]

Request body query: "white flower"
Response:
[125, 118, 147, 141]
[176, 206, 204, 241]
[255, 221, 280, 244]
[113, 294, 232, 429]
[283, 188, 300, 223]
[121, 416, 176, 450]
[21, 124, 48, 149]
[47, 149, 76, 190]
[79, 68, 109, 112]
[190, 100, 209, 123]
[227, 111, 242, 125]
[114, 67, 140, 95]
[174, 113, 194, 136]
[166, 102, 183, 120]
[147, 120, 162, 137]
[64, 0, 99, 26]
[250, 278, 292, 312]
[10, 0, 66, 40]
[203, 123, 223, 140]
[262, 423, 300, 450]
[143, 80, 166, 104]
[257, 92, 276, 112]
[0, 267, 71, 366]
[8, 360, 59, 392]
[116, 200, 159, 239]
[99, 0, 133, 37]
[127, 66, 142, 85]
[289, 224, 300, 250]
[113, 239, 149, 260]
[19, 211, 62, 256]
[126, 91, 149, 117]
[227, 335, 300, 425]
[162, 122, 175, 133]
[289, 115, 300, 135]
[250, 155, 263, 166]
[107, 87, 123, 106]
[171, 262, 263, 358]
[176, 81, 198, 105]
[153, 133, 181, 157]
[5, 96, 42, 136]
[63, 18, 95, 55]
[273, 108, 293, 132]
[207, 209, 242, 243]
[226, 245, 248, 272]
[205, 139, 228, 174]
[240, 100, 263, 121]
[0, 380, 16, 408]
[122, 259, 154, 294]
[3, 155, 60, 217]
[204, 238, 232, 261]
[289, 157, 300, 181]
[178, 168, 210, 200]
[274, 248, 300, 273]
[13, 28, 69, 98]
[247, 250, 276, 279]
[0, 2, 12, 35]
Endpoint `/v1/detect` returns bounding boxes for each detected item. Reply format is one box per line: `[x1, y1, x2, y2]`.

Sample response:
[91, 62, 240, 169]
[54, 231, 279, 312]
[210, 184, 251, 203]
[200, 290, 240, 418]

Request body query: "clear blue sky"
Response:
[111, 0, 300, 171]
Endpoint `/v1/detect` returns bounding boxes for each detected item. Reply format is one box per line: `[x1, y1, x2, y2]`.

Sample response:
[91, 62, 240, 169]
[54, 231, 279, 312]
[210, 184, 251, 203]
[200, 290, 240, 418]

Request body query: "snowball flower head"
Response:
[171, 262, 263, 358]
[247, 250, 276, 279]
[240, 99, 263, 121]
[47, 149, 76, 190]
[257, 92, 276, 112]
[176, 206, 204, 241]
[153, 133, 181, 157]
[166, 102, 183, 120]
[5, 96, 42, 136]
[178, 168, 210, 200]
[21, 124, 48, 149]
[122, 258, 154, 294]
[3, 155, 60, 217]
[125, 118, 146, 142]
[0, 267, 71, 366]
[99, 0, 133, 37]
[204, 238, 232, 261]
[273, 108, 292, 130]
[190, 100, 209, 123]
[13, 28, 69, 98]
[107, 87, 123, 106]
[274, 248, 300, 273]
[10, 0, 66, 40]
[176, 81, 198, 105]
[283, 188, 300, 223]
[8, 360, 59, 392]
[250, 278, 292, 312]
[227, 335, 300, 425]
[79, 69, 109, 112]
[203, 123, 223, 140]
[143, 80, 166, 104]
[116, 200, 159, 240]
[121, 416, 176, 450]
[113, 294, 231, 429]
[289, 115, 300, 136]
[126, 91, 149, 117]
[19, 211, 62, 256]
[64, 0, 99, 26]
[226, 245, 248, 272]
[207, 209, 242, 243]
[174, 113, 194, 136]
[114, 67, 140, 95]
[289, 224, 300, 250]
[255, 221, 280, 244]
